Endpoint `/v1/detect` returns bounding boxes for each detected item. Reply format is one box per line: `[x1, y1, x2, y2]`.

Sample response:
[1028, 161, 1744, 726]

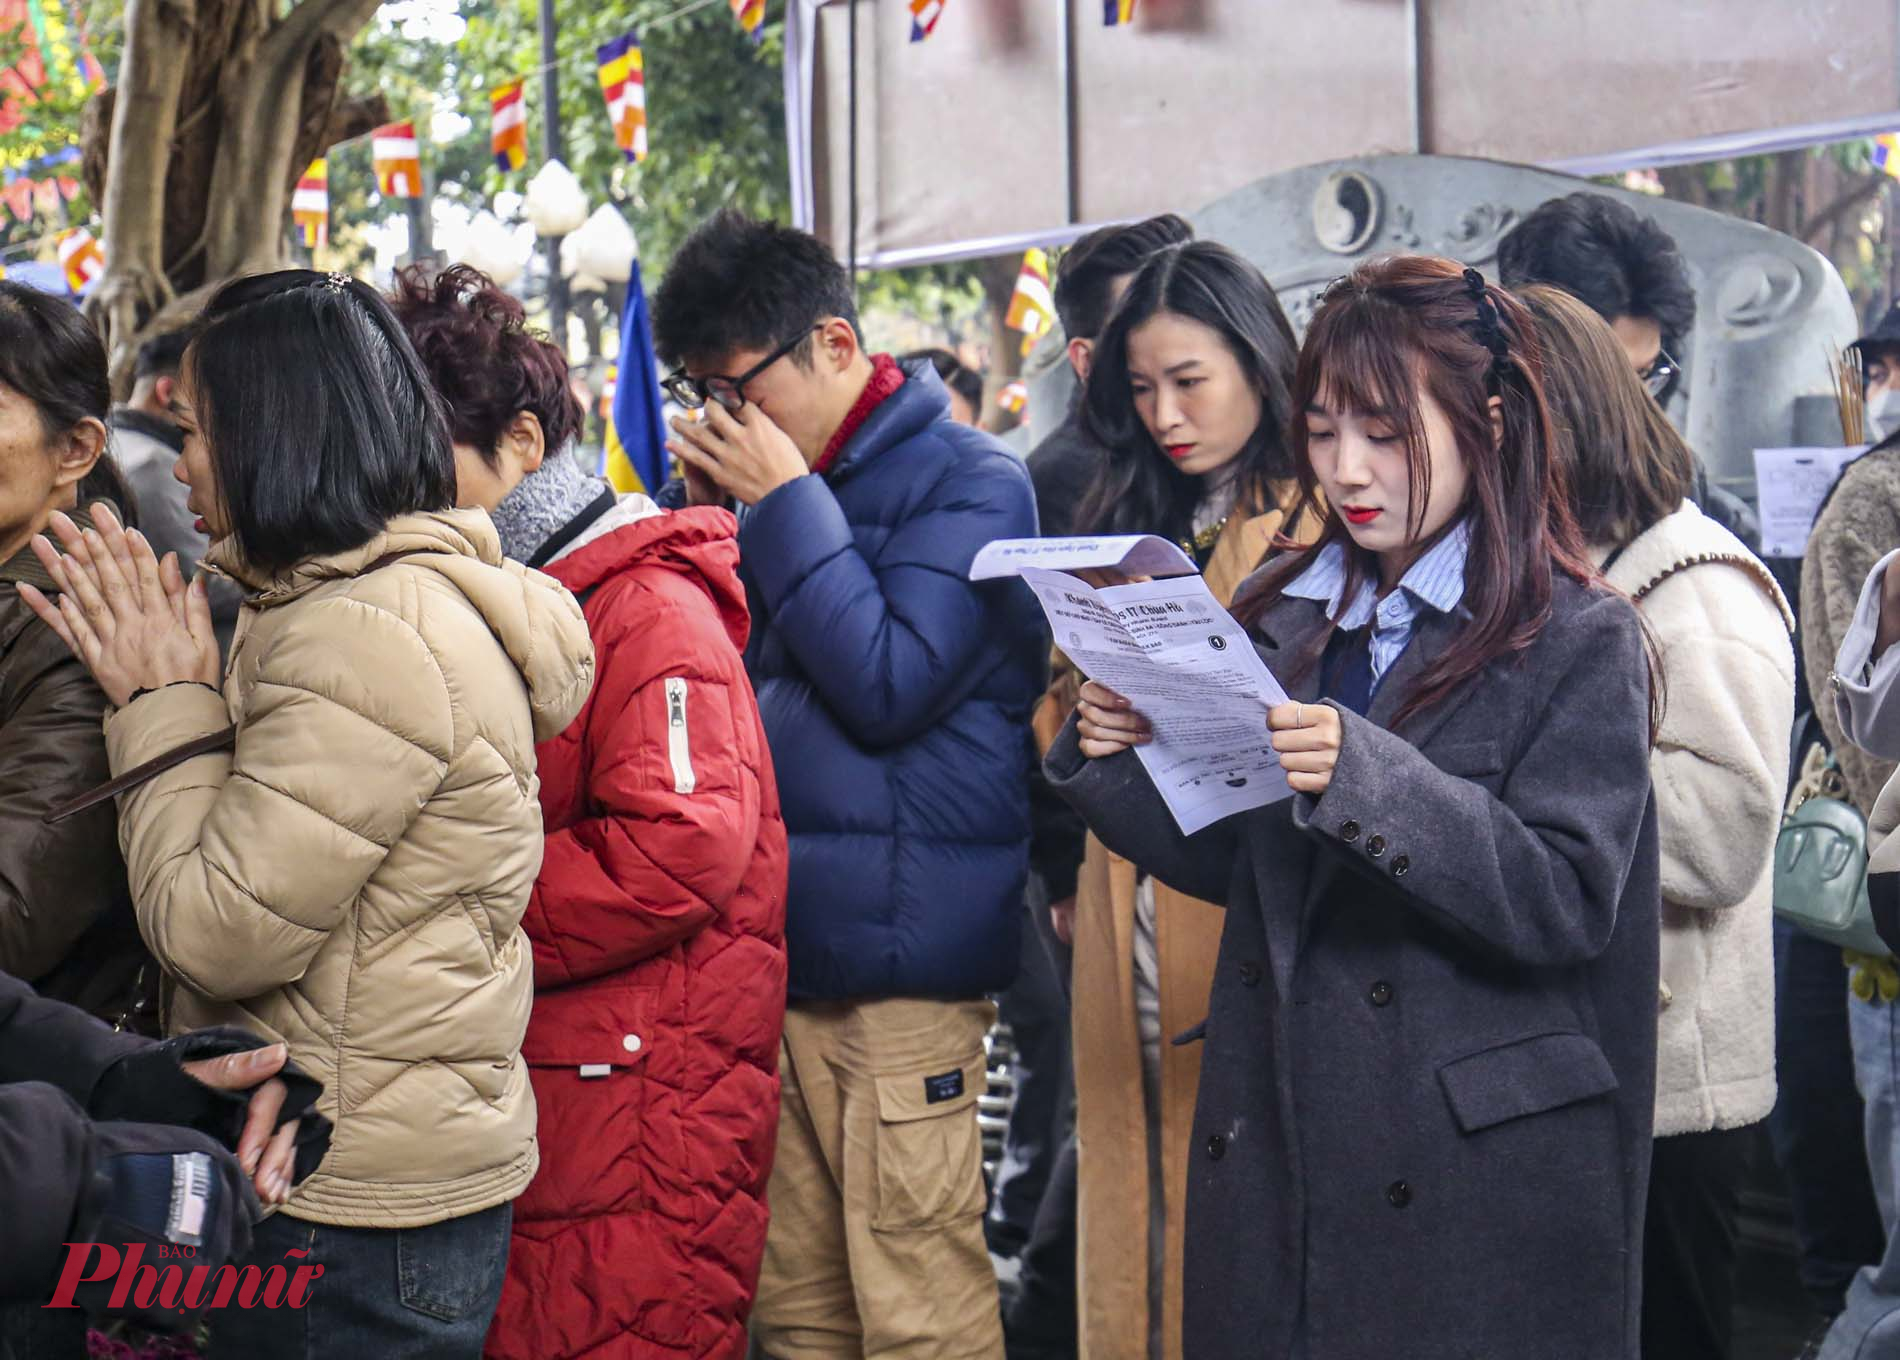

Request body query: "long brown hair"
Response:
[1516, 284, 1695, 548]
[1234, 255, 1598, 726]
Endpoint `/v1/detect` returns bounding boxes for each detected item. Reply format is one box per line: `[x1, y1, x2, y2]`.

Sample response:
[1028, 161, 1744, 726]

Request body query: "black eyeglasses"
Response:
[1641, 346, 1681, 401]
[663, 325, 823, 413]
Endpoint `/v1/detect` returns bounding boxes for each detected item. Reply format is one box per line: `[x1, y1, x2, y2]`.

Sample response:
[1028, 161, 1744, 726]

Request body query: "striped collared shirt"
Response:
[1282, 519, 1472, 690]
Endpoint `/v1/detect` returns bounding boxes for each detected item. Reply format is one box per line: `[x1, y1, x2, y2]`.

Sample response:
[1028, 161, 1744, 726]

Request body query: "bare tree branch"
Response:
[1804, 173, 1890, 246]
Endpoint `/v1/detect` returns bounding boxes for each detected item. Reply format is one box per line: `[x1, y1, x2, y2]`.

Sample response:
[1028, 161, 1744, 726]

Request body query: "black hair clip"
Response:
[1462, 267, 1511, 380]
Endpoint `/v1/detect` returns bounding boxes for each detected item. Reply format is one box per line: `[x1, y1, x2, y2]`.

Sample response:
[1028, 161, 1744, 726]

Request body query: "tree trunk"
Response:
[82, 0, 385, 389]
[978, 252, 1025, 433]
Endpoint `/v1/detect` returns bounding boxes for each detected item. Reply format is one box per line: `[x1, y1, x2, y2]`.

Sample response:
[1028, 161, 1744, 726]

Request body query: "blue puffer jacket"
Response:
[730, 362, 1042, 1000]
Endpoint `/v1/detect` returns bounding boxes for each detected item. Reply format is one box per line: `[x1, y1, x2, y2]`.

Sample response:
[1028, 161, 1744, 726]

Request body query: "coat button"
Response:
[1369, 981, 1394, 1007]
[1340, 820, 1361, 843]
[1366, 835, 1387, 858]
[1386, 1180, 1412, 1208]
[1392, 854, 1410, 877]
[1207, 1134, 1226, 1161]
[623, 1034, 642, 1053]
[1239, 962, 1262, 987]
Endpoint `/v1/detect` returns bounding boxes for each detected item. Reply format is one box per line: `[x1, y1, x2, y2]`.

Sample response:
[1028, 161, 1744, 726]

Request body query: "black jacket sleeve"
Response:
[0, 1079, 99, 1300]
[0, 970, 151, 1300]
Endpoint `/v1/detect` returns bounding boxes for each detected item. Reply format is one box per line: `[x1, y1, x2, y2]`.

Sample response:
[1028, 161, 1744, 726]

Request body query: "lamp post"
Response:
[538, 0, 566, 349]
[525, 161, 589, 330]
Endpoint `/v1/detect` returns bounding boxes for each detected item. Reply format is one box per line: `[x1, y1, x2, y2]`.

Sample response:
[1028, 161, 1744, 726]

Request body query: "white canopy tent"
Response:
[783, 0, 1900, 268]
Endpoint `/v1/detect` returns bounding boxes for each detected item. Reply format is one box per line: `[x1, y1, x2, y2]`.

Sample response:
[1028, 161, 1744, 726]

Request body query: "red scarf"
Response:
[812, 353, 905, 478]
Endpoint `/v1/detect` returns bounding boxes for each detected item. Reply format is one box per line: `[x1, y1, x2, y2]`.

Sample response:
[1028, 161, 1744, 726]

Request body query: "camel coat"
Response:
[1049, 502, 1310, 1360]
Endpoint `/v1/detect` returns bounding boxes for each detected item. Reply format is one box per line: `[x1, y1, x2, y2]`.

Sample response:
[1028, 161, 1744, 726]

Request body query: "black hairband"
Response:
[1462, 267, 1511, 380]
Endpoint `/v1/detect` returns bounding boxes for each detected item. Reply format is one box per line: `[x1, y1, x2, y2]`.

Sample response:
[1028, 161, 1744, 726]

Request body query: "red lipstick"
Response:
[1343, 506, 1380, 525]
[1165, 444, 1195, 461]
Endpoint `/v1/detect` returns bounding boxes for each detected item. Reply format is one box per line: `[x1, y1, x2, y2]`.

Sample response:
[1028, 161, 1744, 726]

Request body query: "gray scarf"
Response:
[488, 451, 612, 565]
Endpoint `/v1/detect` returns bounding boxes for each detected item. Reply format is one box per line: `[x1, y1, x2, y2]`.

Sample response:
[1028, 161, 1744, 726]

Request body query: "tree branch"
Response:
[1804, 173, 1889, 246]
[320, 92, 389, 148]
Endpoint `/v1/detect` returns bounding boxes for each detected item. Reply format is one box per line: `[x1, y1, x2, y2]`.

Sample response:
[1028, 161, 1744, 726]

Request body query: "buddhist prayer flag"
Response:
[1876, 134, 1900, 182]
[491, 81, 528, 172]
[291, 158, 328, 248]
[56, 225, 101, 292]
[372, 122, 422, 199]
[999, 380, 1027, 416]
[909, 0, 945, 41]
[597, 33, 648, 164]
[730, 0, 765, 41]
[1005, 247, 1055, 355]
[1104, 0, 1136, 24]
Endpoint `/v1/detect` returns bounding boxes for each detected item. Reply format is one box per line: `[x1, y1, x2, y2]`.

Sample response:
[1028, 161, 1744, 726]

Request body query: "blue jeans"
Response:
[206, 1202, 512, 1359]
[1822, 989, 1900, 1358]
[1769, 920, 1885, 1316]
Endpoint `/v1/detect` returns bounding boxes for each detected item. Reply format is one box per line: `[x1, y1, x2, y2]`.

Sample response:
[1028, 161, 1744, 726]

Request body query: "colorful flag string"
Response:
[730, 0, 765, 42]
[1005, 248, 1055, 356]
[291, 158, 328, 248]
[598, 33, 649, 164]
[491, 81, 528, 171]
[909, 0, 945, 41]
[372, 122, 422, 199]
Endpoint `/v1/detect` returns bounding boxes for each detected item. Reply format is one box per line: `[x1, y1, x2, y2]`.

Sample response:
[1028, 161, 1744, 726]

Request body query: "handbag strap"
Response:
[44, 724, 237, 824]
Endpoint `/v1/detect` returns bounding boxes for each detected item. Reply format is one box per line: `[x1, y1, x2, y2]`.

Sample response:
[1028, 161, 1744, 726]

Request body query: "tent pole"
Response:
[846, 0, 859, 292]
[1407, 0, 1423, 153]
[1060, 0, 1078, 225]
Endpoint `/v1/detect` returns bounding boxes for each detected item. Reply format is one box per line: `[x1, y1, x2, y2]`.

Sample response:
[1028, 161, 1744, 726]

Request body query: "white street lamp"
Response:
[523, 160, 588, 239]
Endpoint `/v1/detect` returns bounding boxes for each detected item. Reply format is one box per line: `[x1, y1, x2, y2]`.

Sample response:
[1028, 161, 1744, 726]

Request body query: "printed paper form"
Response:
[1754, 446, 1868, 557]
[1018, 564, 1293, 835]
[970, 534, 1199, 581]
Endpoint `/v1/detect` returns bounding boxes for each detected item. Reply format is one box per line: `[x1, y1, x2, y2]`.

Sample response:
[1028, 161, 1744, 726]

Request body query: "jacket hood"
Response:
[543, 501, 750, 653]
[211, 508, 594, 741]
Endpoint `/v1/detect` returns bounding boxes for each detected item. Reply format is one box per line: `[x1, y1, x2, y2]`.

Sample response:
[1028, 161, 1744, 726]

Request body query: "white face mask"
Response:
[1870, 388, 1900, 445]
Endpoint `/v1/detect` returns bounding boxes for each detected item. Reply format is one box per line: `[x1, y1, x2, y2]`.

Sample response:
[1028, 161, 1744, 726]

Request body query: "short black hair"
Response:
[1053, 214, 1196, 343]
[134, 328, 191, 381]
[652, 209, 860, 369]
[187, 270, 455, 572]
[0, 281, 138, 526]
[1497, 192, 1697, 347]
[901, 347, 983, 412]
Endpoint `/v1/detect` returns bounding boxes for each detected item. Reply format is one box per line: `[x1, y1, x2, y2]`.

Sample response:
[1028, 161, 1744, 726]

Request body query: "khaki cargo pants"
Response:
[752, 996, 1003, 1360]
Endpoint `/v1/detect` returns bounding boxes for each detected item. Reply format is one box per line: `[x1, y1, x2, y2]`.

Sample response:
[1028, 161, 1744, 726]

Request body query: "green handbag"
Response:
[1775, 746, 1890, 957]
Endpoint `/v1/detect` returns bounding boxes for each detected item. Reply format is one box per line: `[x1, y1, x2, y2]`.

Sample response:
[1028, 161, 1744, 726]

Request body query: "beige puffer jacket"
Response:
[105, 510, 594, 1228]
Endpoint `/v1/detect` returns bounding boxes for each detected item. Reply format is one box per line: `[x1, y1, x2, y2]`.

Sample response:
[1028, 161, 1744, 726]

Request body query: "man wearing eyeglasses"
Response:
[651, 210, 1041, 1360]
[1498, 190, 1759, 556]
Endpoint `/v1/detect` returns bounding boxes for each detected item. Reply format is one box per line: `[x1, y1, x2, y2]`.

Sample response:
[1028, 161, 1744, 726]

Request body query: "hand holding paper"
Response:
[976, 536, 1294, 833]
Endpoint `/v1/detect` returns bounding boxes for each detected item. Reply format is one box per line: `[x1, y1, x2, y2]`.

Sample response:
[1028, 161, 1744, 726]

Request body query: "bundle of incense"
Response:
[1831, 344, 1867, 446]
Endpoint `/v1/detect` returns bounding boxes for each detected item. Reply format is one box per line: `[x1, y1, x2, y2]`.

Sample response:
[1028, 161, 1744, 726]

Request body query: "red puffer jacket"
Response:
[486, 500, 788, 1360]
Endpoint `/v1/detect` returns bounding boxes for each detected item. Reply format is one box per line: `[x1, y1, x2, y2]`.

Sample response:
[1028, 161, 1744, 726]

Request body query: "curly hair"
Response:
[387, 263, 584, 465]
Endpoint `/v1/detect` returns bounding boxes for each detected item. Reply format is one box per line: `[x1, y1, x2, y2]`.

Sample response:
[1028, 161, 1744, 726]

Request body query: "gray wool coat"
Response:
[1046, 571, 1661, 1360]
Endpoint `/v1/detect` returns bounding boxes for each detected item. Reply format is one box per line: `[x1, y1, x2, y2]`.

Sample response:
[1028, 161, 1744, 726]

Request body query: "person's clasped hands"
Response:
[666, 400, 809, 508]
[1074, 679, 1344, 796]
[16, 502, 219, 709]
